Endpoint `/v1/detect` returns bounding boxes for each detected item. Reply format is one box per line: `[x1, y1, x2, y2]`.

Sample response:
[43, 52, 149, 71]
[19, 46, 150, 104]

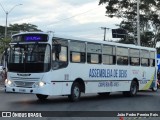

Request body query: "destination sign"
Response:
[12, 34, 48, 42]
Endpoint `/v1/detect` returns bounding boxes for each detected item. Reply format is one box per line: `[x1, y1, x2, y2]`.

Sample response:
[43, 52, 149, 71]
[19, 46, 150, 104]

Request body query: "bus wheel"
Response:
[36, 94, 48, 101]
[123, 81, 138, 97]
[68, 82, 81, 102]
[152, 87, 157, 92]
[98, 92, 110, 97]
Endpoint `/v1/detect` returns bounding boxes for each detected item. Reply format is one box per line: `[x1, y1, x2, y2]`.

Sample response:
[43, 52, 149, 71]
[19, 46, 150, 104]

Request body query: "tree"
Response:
[9, 23, 42, 34]
[157, 47, 160, 54]
[99, 0, 160, 47]
[0, 23, 42, 53]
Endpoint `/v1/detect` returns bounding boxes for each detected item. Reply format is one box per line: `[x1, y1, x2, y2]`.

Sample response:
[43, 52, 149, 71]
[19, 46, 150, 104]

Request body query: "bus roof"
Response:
[11, 32, 156, 51]
[53, 33, 156, 51]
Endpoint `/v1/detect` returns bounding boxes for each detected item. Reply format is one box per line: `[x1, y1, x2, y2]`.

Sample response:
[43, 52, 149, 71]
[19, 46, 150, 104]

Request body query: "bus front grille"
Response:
[11, 77, 40, 81]
[14, 81, 35, 88]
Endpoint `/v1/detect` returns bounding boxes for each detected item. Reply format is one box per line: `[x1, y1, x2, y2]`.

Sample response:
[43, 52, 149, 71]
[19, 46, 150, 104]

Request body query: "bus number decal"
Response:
[64, 74, 69, 80]
[140, 80, 147, 84]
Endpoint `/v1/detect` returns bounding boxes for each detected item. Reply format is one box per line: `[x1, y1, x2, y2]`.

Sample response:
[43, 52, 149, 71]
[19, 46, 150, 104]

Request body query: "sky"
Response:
[0, 0, 121, 41]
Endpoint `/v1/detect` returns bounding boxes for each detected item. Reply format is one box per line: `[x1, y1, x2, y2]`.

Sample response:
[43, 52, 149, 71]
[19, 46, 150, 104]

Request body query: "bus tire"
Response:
[68, 82, 81, 102]
[152, 87, 157, 92]
[123, 81, 138, 97]
[36, 94, 48, 101]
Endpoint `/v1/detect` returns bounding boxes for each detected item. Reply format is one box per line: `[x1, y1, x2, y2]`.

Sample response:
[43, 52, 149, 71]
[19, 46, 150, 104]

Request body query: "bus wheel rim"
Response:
[131, 85, 136, 94]
[73, 86, 79, 98]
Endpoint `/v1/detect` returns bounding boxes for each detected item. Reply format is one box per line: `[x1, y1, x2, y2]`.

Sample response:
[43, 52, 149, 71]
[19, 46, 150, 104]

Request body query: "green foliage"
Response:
[9, 23, 42, 32]
[0, 37, 11, 54]
[157, 47, 160, 54]
[99, 0, 160, 47]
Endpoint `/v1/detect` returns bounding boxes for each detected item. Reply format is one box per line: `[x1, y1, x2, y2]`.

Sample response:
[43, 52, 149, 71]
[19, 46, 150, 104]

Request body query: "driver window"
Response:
[59, 46, 67, 62]
[52, 46, 67, 62]
[52, 38, 68, 70]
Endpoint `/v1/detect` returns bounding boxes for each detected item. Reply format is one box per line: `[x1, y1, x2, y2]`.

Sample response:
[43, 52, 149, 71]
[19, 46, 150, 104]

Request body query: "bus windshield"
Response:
[8, 44, 51, 73]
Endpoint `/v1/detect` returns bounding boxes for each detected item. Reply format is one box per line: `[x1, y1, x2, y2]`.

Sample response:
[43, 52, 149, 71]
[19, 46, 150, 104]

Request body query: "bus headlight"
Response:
[39, 81, 46, 87]
[5, 79, 8, 84]
[5, 79, 12, 86]
[32, 81, 46, 88]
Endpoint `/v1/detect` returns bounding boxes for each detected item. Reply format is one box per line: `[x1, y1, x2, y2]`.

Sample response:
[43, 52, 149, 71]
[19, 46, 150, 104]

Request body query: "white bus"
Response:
[5, 32, 157, 101]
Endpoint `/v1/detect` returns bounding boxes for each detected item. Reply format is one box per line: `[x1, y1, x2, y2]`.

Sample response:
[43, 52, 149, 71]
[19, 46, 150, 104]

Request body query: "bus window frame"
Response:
[70, 41, 86, 63]
[140, 49, 150, 67]
[129, 48, 140, 66]
[116, 46, 129, 65]
[102, 45, 116, 65]
[87, 42, 102, 64]
[150, 51, 155, 67]
[52, 38, 69, 70]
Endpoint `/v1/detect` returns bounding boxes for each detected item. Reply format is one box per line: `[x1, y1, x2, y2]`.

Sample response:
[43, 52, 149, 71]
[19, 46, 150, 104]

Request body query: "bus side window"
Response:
[102, 45, 115, 65]
[52, 39, 68, 70]
[87, 43, 102, 64]
[59, 46, 67, 62]
[116, 47, 128, 65]
[70, 41, 86, 63]
[87, 53, 101, 64]
[141, 58, 149, 66]
[150, 59, 155, 67]
[150, 51, 155, 67]
[129, 49, 140, 66]
[141, 50, 149, 67]
[130, 57, 140, 66]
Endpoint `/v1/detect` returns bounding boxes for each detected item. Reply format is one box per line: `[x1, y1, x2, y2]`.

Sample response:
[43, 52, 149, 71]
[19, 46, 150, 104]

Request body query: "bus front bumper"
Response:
[5, 82, 52, 95]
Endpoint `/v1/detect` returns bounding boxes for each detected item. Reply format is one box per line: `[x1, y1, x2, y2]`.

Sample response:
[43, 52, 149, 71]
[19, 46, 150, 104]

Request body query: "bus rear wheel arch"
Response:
[123, 80, 138, 97]
[68, 79, 85, 102]
[68, 82, 81, 102]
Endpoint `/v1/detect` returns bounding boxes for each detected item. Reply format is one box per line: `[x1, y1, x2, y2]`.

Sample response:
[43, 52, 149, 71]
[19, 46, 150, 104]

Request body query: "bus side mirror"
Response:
[52, 44, 61, 54]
